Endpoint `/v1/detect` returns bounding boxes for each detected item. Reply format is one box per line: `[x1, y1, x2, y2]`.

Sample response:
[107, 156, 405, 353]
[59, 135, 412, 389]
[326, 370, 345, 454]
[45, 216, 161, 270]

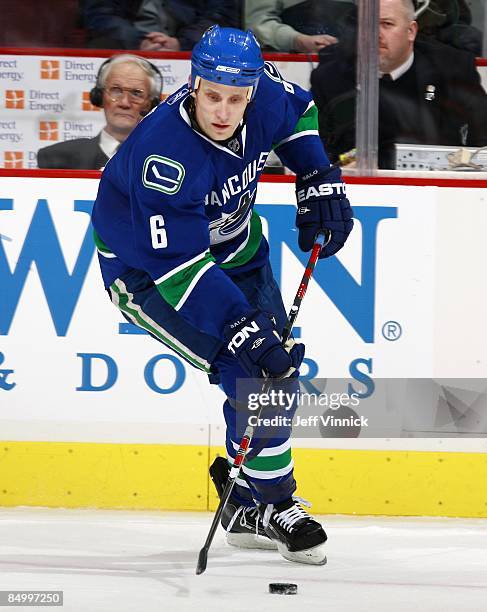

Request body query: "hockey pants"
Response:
[105, 258, 298, 506]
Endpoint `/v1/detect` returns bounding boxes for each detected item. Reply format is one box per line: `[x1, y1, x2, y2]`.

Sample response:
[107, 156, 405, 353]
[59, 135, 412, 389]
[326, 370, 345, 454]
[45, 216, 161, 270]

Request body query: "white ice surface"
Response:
[0, 508, 486, 612]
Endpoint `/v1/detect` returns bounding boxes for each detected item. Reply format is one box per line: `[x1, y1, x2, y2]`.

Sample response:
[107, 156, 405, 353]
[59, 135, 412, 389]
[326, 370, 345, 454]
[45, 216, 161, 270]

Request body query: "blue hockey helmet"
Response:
[191, 26, 264, 101]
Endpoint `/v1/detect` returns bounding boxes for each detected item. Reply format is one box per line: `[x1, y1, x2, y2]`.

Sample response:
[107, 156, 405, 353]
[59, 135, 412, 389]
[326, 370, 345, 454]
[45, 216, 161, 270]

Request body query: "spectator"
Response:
[310, 0, 487, 169]
[245, 0, 356, 52]
[37, 54, 163, 170]
[82, 0, 241, 51]
[415, 0, 482, 56]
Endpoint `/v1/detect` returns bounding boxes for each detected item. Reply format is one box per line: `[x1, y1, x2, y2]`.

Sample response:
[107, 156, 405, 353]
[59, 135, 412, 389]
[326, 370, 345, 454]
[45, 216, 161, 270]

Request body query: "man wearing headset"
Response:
[37, 54, 163, 169]
[92, 27, 353, 565]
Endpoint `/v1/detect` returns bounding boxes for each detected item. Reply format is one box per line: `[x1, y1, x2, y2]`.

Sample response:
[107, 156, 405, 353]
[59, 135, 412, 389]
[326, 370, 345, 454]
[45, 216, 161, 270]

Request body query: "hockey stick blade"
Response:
[196, 433, 252, 574]
[196, 548, 208, 575]
[195, 231, 327, 574]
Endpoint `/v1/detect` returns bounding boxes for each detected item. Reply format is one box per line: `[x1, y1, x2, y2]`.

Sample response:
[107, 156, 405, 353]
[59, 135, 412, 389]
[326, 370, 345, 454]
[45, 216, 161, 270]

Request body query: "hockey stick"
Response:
[196, 230, 328, 575]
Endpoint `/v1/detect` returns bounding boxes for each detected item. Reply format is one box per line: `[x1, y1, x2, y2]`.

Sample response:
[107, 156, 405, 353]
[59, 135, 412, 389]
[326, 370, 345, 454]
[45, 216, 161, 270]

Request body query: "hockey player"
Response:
[91, 25, 353, 565]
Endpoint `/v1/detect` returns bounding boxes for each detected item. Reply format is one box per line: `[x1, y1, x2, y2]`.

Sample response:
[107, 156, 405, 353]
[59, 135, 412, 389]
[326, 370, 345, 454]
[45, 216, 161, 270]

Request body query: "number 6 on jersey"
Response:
[150, 214, 167, 249]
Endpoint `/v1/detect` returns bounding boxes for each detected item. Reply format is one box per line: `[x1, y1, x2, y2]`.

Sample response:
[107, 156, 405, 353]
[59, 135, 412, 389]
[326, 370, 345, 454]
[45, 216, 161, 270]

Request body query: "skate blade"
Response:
[226, 532, 278, 550]
[277, 541, 327, 565]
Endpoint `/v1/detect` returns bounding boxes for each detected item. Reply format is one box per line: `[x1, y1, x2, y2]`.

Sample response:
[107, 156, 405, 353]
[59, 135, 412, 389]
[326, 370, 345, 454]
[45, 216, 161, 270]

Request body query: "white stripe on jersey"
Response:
[174, 260, 215, 311]
[111, 278, 212, 372]
[154, 248, 210, 284]
[275, 129, 319, 149]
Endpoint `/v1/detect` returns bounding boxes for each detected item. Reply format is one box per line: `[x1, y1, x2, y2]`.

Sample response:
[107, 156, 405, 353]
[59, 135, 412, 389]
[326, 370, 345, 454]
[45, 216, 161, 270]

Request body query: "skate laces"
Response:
[226, 505, 261, 534]
[263, 497, 312, 532]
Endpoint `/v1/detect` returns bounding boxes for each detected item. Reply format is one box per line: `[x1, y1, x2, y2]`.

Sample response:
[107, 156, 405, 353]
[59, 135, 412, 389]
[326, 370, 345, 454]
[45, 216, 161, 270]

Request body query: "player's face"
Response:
[103, 62, 152, 138]
[194, 80, 249, 141]
[379, 0, 417, 73]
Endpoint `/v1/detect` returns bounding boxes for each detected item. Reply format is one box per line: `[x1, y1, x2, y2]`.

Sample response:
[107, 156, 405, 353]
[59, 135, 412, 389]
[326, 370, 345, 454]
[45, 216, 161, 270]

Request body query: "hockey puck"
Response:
[269, 583, 297, 595]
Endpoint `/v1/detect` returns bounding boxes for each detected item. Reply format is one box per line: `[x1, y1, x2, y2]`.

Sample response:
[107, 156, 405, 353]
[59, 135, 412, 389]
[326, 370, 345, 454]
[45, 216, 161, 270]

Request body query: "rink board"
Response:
[1, 174, 487, 516]
[1, 442, 487, 518]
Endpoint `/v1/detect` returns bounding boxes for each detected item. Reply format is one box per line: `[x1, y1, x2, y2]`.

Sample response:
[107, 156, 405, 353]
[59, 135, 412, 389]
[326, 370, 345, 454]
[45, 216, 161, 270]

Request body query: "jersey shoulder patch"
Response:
[142, 155, 185, 195]
[258, 62, 296, 101]
[264, 61, 284, 83]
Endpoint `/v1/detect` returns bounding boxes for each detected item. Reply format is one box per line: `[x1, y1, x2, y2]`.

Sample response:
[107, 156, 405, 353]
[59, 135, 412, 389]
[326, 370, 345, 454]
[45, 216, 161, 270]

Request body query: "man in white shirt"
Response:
[378, 0, 416, 79]
[311, 0, 487, 168]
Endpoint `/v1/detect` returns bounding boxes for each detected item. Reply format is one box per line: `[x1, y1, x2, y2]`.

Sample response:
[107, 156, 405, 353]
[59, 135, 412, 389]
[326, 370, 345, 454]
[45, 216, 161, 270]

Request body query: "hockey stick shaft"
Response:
[281, 231, 328, 344]
[196, 231, 328, 575]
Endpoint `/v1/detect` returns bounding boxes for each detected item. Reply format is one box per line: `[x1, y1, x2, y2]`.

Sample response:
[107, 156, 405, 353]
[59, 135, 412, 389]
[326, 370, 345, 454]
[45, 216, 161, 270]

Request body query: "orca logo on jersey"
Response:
[208, 188, 255, 245]
[205, 151, 269, 245]
[142, 155, 185, 195]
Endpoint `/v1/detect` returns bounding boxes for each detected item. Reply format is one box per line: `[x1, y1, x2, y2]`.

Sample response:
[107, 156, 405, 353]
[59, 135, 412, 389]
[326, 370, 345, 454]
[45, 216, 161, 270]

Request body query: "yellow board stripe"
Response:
[0, 441, 209, 510]
[289, 448, 487, 518]
[1, 442, 486, 517]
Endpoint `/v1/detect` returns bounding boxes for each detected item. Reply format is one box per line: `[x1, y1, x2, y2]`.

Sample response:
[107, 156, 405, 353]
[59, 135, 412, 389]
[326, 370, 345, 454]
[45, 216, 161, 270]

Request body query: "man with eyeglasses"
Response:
[37, 54, 160, 169]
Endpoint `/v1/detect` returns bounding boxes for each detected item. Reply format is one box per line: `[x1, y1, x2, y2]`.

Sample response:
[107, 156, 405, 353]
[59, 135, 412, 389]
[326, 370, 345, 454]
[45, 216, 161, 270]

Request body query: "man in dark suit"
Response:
[37, 132, 110, 170]
[37, 54, 156, 169]
[310, 0, 487, 169]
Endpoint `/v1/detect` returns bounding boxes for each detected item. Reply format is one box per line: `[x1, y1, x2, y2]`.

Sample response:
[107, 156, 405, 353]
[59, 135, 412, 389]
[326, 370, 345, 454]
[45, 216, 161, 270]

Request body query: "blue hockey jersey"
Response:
[91, 62, 330, 341]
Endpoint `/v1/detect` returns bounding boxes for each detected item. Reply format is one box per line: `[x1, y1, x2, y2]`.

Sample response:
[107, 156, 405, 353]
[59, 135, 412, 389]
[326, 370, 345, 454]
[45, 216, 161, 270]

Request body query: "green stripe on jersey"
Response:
[93, 229, 113, 254]
[156, 251, 215, 308]
[244, 448, 292, 472]
[293, 103, 318, 134]
[110, 280, 212, 372]
[220, 211, 263, 270]
[271, 103, 318, 150]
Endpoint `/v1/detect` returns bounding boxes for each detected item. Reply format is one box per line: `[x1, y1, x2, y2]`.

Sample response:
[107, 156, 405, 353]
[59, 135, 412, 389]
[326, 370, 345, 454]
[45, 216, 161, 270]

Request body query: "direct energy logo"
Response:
[0, 120, 22, 144]
[0, 59, 24, 82]
[64, 60, 97, 83]
[39, 121, 59, 141]
[82, 92, 100, 112]
[29, 91, 65, 113]
[3, 151, 24, 168]
[62, 120, 95, 140]
[40, 60, 60, 80]
[5, 90, 25, 109]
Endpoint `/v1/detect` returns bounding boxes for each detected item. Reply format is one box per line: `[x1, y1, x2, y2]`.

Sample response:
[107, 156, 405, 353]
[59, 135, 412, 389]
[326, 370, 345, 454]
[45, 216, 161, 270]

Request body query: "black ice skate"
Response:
[259, 497, 327, 565]
[209, 456, 276, 550]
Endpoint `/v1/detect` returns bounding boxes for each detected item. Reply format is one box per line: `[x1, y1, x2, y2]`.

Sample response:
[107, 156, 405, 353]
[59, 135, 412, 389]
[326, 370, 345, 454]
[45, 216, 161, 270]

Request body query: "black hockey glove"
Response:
[295, 165, 354, 258]
[224, 310, 304, 379]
